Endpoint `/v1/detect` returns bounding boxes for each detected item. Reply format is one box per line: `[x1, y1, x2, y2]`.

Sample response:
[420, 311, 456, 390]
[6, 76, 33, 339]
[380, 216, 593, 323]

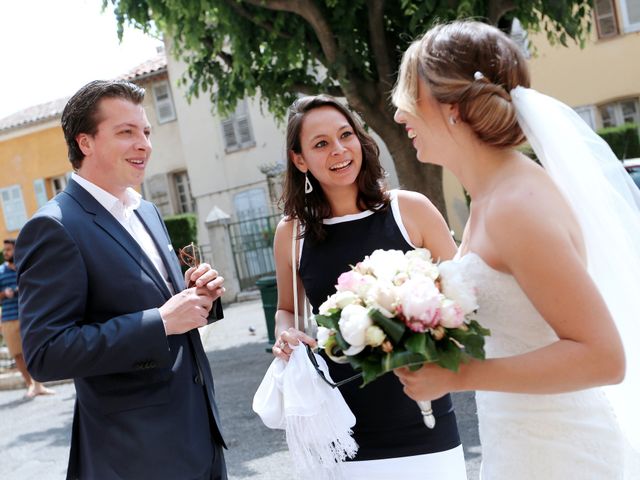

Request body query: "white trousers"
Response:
[340, 445, 467, 479]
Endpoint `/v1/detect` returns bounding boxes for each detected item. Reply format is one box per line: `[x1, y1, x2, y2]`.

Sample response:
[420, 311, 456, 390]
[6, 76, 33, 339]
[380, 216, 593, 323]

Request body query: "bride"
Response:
[392, 21, 640, 479]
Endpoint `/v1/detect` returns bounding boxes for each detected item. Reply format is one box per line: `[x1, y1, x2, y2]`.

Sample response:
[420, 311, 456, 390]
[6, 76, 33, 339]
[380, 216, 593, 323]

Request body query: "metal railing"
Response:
[227, 213, 282, 290]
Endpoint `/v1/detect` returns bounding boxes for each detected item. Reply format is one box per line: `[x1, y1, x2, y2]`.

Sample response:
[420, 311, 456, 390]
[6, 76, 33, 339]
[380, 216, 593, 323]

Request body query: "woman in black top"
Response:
[271, 95, 467, 478]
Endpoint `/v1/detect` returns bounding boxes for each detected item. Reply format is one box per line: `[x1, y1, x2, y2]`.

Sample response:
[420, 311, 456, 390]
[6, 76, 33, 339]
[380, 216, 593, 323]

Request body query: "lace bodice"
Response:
[455, 253, 629, 479]
[456, 253, 558, 358]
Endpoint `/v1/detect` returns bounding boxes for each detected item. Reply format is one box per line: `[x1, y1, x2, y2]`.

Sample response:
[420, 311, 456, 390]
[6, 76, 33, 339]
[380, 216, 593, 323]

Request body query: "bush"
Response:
[164, 213, 198, 250]
[597, 123, 640, 160]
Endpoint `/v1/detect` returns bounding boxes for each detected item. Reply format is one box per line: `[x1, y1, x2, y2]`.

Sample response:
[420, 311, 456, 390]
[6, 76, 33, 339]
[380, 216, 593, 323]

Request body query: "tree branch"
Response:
[223, 0, 293, 40]
[487, 0, 516, 25]
[217, 51, 233, 69]
[367, 0, 393, 90]
[291, 83, 343, 96]
[242, 0, 339, 64]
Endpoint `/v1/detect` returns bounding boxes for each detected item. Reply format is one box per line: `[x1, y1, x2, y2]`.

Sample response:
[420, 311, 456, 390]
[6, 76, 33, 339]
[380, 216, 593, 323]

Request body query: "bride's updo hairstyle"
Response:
[393, 21, 531, 148]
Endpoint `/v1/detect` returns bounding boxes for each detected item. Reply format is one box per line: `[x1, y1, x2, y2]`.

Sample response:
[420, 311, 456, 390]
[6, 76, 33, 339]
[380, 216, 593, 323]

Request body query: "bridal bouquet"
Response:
[314, 248, 489, 426]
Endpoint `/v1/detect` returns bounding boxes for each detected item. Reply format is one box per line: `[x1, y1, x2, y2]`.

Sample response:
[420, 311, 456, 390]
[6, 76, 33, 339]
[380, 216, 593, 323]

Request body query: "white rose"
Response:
[356, 275, 377, 298]
[407, 257, 440, 281]
[365, 325, 386, 347]
[438, 261, 478, 314]
[317, 326, 333, 348]
[334, 290, 360, 309]
[405, 248, 432, 263]
[319, 295, 337, 315]
[393, 271, 409, 286]
[339, 304, 372, 349]
[365, 282, 399, 317]
[364, 249, 408, 282]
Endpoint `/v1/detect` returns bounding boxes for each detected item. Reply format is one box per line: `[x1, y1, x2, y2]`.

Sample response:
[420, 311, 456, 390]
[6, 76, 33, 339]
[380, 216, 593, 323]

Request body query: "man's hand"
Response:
[3, 287, 14, 299]
[159, 287, 216, 335]
[184, 263, 225, 301]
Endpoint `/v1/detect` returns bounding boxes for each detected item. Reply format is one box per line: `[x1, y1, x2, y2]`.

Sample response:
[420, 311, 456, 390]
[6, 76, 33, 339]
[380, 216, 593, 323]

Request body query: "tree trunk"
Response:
[348, 99, 448, 222]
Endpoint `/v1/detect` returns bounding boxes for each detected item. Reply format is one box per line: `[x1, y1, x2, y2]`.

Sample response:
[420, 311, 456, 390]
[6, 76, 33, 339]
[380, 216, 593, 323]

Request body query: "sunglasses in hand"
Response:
[304, 344, 362, 389]
[179, 242, 202, 287]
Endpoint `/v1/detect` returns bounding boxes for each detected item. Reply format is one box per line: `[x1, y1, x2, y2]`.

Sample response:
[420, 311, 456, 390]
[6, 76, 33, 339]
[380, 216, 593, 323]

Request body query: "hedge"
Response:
[597, 123, 640, 160]
[164, 213, 198, 251]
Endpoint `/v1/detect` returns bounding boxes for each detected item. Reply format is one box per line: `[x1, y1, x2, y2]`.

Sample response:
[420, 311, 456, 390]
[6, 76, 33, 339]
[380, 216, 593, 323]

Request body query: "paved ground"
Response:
[0, 299, 481, 479]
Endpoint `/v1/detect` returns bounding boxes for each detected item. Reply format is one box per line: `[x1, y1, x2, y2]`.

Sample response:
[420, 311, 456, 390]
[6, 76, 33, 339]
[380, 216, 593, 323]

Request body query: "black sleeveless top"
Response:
[299, 194, 461, 461]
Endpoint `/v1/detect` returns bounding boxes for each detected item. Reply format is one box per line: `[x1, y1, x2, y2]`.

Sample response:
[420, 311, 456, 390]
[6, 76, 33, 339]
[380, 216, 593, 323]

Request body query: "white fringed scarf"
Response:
[253, 344, 358, 479]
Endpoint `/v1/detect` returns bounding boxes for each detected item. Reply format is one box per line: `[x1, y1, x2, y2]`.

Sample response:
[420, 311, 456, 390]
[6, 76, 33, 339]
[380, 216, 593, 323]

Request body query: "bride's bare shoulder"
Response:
[484, 164, 582, 255]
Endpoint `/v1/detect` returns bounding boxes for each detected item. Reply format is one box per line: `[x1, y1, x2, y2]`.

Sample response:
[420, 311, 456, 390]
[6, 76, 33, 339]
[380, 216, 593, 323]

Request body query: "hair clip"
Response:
[474, 71, 485, 81]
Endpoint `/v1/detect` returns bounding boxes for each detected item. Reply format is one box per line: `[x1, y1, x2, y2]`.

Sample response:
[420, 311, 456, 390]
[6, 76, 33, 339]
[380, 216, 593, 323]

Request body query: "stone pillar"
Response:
[205, 206, 240, 304]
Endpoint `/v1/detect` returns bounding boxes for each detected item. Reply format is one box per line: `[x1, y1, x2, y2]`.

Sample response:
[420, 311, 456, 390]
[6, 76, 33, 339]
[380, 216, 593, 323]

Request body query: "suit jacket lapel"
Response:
[135, 204, 185, 292]
[64, 180, 173, 298]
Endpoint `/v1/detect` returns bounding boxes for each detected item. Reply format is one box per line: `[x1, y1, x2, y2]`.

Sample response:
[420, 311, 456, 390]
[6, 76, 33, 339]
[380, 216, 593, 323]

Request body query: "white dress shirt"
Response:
[71, 173, 174, 295]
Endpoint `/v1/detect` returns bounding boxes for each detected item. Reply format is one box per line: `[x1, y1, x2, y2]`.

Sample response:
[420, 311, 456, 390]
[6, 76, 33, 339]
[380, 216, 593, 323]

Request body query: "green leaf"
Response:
[381, 350, 425, 372]
[369, 309, 405, 344]
[437, 341, 462, 372]
[405, 332, 438, 362]
[349, 354, 385, 386]
[333, 329, 350, 351]
[314, 312, 338, 330]
[468, 320, 491, 337]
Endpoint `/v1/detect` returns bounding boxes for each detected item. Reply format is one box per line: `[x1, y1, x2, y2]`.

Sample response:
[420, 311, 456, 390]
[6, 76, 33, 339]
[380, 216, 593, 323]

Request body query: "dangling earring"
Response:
[304, 172, 313, 194]
[448, 116, 457, 126]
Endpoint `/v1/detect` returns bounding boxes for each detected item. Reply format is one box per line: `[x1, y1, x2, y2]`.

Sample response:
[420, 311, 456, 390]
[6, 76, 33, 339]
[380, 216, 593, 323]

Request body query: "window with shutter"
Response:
[599, 98, 640, 128]
[172, 171, 196, 213]
[153, 81, 177, 124]
[574, 106, 597, 130]
[237, 117, 252, 144]
[220, 99, 255, 151]
[594, 0, 619, 38]
[33, 179, 48, 207]
[222, 119, 238, 149]
[0, 185, 28, 231]
[620, 0, 640, 32]
[50, 175, 68, 195]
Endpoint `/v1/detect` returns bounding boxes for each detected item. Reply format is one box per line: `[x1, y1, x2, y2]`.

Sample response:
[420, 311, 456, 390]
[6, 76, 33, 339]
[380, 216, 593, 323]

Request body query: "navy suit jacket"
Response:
[16, 179, 225, 479]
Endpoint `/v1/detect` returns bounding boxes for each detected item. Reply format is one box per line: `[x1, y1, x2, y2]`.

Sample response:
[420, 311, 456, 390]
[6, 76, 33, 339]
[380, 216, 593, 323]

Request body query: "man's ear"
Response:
[77, 133, 92, 157]
[289, 151, 307, 173]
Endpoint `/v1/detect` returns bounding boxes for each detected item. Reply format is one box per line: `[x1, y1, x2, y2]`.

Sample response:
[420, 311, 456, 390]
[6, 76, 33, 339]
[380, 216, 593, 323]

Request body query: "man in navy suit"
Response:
[16, 80, 227, 479]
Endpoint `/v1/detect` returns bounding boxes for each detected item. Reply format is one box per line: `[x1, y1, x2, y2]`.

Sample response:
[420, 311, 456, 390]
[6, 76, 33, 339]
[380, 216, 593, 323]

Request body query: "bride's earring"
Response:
[304, 172, 313, 194]
[449, 115, 457, 125]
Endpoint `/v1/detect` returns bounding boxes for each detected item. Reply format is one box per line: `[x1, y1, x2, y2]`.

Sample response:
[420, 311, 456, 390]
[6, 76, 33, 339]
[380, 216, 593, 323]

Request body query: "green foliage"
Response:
[316, 307, 490, 387]
[108, 0, 593, 121]
[597, 123, 640, 160]
[369, 309, 405, 344]
[163, 213, 198, 249]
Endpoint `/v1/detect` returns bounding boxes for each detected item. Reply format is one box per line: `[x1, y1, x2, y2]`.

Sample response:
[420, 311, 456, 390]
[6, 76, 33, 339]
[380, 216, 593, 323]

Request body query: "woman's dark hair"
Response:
[61, 80, 145, 169]
[282, 95, 388, 242]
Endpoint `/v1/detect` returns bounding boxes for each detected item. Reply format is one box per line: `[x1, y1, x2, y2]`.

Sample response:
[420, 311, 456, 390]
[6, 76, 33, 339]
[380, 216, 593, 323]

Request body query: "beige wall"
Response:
[166, 53, 286, 247]
[528, 26, 640, 108]
[137, 74, 189, 217]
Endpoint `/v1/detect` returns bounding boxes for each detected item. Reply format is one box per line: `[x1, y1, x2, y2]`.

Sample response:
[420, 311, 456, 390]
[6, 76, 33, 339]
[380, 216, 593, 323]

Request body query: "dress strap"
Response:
[388, 189, 417, 248]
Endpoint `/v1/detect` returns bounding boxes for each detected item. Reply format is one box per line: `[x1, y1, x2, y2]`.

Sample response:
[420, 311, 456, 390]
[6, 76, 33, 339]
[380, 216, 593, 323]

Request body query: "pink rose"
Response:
[336, 270, 365, 293]
[439, 299, 465, 329]
[398, 278, 441, 332]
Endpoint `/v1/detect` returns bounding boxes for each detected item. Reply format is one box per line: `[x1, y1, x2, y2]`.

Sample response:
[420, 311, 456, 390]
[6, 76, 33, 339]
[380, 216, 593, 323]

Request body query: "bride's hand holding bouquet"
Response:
[314, 248, 489, 427]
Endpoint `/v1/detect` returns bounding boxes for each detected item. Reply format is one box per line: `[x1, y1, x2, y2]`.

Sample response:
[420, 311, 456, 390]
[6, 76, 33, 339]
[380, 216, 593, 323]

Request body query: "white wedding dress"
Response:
[457, 252, 639, 480]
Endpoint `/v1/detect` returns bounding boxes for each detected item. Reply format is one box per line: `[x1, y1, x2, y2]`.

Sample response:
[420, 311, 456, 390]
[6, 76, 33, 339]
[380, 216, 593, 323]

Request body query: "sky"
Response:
[0, 0, 164, 119]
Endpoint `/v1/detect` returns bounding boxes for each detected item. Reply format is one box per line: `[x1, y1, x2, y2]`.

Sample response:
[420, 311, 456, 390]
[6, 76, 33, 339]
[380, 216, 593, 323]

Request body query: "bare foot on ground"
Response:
[25, 382, 55, 398]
